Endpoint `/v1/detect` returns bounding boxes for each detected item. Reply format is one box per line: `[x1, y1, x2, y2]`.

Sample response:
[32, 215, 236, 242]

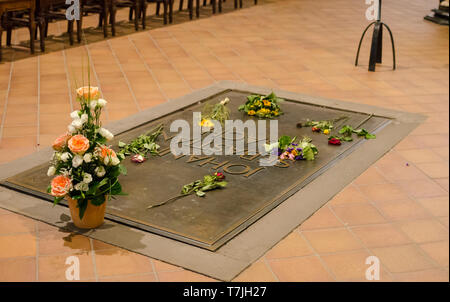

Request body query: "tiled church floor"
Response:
[0, 0, 448, 282]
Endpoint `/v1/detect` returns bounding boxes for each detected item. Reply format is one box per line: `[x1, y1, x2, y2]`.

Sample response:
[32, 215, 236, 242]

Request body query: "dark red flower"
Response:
[312, 126, 320, 132]
[215, 172, 225, 180]
[328, 138, 341, 145]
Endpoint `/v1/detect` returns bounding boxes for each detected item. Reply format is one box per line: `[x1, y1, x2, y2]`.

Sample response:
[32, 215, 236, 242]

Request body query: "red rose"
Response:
[312, 127, 320, 132]
[328, 138, 341, 145]
[215, 172, 225, 180]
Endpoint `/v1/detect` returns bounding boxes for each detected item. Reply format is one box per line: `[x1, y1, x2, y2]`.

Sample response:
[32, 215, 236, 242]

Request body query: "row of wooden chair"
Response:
[0, 0, 257, 62]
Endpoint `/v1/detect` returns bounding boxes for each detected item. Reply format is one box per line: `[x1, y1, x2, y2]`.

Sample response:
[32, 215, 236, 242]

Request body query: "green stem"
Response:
[147, 193, 188, 209]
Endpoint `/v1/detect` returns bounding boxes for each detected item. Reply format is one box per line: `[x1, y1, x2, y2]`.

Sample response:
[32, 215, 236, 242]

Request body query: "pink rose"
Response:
[68, 134, 90, 155]
[52, 132, 71, 151]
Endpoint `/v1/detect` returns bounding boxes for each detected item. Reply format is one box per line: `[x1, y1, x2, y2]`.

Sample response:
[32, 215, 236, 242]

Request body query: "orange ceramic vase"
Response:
[67, 197, 106, 229]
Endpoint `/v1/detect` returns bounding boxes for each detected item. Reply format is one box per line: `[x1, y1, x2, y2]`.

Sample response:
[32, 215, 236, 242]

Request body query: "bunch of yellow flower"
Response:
[238, 92, 284, 119]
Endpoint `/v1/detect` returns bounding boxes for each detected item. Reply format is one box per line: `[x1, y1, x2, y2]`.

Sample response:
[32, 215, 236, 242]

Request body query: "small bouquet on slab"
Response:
[265, 135, 318, 161]
[47, 85, 127, 229]
[118, 124, 164, 164]
[238, 92, 283, 119]
[147, 172, 227, 209]
[297, 116, 348, 135]
[200, 97, 231, 129]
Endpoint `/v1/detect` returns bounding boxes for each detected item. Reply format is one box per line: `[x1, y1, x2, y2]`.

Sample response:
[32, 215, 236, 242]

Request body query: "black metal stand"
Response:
[355, 0, 396, 72]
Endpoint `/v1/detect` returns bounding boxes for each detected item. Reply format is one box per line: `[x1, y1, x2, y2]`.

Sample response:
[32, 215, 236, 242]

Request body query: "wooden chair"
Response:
[37, 0, 83, 48]
[116, 0, 145, 30]
[0, 0, 37, 62]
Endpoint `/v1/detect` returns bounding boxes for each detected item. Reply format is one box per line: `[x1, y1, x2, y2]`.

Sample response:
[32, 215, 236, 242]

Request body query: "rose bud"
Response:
[312, 127, 320, 132]
[328, 138, 342, 145]
[131, 154, 146, 163]
[215, 172, 225, 180]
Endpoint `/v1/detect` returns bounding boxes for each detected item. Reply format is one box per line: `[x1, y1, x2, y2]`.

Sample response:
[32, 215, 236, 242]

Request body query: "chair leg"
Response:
[44, 18, 49, 37]
[254, 0, 257, 4]
[203, 0, 207, 6]
[163, 0, 168, 24]
[102, 1, 108, 37]
[68, 20, 74, 45]
[188, 0, 193, 19]
[239, 0, 242, 8]
[134, 0, 140, 31]
[234, 0, 237, 9]
[169, 0, 173, 23]
[368, 22, 382, 72]
[156, 2, 161, 15]
[212, 0, 216, 14]
[179, 0, 184, 11]
[218, 0, 222, 12]
[196, 0, 200, 18]
[76, 14, 83, 43]
[0, 25, 3, 62]
[38, 20, 45, 52]
[29, 12, 36, 54]
[6, 28, 12, 46]
[129, 6, 134, 20]
[110, 1, 116, 36]
[141, 0, 147, 29]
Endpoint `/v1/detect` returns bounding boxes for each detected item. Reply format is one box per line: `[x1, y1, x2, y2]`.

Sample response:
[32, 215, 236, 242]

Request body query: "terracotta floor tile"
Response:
[328, 185, 369, 206]
[0, 257, 36, 282]
[372, 245, 436, 273]
[39, 230, 92, 256]
[392, 268, 449, 282]
[320, 250, 385, 281]
[0, 233, 36, 258]
[0, 213, 36, 235]
[396, 179, 448, 199]
[265, 232, 313, 259]
[353, 167, 388, 186]
[298, 206, 343, 230]
[417, 196, 449, 218]
[38, 253, 95, 281]
[331, 204, 386, 226]
[358, 183, 410, 202]
[302, 229, 363, 254]
[416, 162, 449, 179]
[99, 273, 157, 282]
[419, 241, 449, 267]
[374, 199, 432, 221]
[351, 224, 411, 248]
[396, 219, 448, 243]
[152, 259, 184, 273]
[397, 149, 444, 164]
[268, 256, 334, 282]
[157, 270, 217, 282]
[94, 248, 153, 277]
[233, 259, 277, 282]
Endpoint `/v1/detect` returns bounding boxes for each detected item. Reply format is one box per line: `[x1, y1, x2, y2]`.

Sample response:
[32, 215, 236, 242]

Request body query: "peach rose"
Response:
[50, 175, 72, 197]
[52, 132, 71, 151]
[68, 134, 90, 155]
[97, 145, 120, 166]
[76, 86, 99, 100]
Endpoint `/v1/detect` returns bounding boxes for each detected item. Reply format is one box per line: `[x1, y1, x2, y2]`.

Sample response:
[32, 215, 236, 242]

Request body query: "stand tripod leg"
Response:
[376, 24, 382, 63]
[355, 21, 376, 67]
[382, 22, 396, 70]
[368, 22, 382, 72]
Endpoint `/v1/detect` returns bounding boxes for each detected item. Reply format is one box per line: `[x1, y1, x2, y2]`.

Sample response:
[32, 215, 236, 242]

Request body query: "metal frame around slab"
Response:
[0, 81, 425, 281]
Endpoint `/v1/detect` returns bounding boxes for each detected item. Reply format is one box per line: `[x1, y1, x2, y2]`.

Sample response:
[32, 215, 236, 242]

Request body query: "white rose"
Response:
[74, 182, 89, 192]
[61, 152, 71, 162]
[99, 128, 114, 141]
[80, 113, 89, 123]
[90, 100, 97, 109]
[97, 98, 107, 107]
[71, 119, 83, 129]
[70, 110, 80, 119]
[111, 156, 120, 166]
[47, 166, 56, 177]
[95, 166, 106, 177]
[72, 155, 83, 168]
[68, 125, 76, 134]
[83, 173, 93, 184]
[83, 153, 92, 163]
[103, 156, 110, 165]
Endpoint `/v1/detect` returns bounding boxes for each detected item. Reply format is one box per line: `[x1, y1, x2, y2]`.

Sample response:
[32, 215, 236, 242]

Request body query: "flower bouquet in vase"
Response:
[47, 86, 126, 229]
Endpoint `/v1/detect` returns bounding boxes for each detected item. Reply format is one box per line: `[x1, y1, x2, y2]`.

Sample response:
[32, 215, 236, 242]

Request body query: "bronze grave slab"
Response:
[0, 81, 425, 280]
[2, 90, 389, 250]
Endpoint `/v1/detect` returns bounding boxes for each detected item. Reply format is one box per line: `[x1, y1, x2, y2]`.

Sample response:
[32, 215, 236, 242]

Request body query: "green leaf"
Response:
[118, 141, 126, 147]
[77, 199, 88, 220]
[365, 133, 376, 139]
[196, 191, 206, 197]
[91, 195, 105, 206]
